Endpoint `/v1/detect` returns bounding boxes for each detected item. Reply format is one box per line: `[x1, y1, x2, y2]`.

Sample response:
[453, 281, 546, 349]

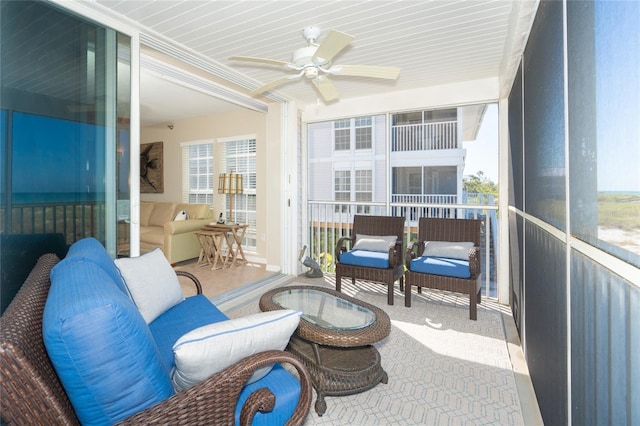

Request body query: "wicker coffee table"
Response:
[259, 285, 391, 416]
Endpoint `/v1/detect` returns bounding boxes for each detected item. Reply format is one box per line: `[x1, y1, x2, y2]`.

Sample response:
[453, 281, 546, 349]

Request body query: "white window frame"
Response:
[180, 139, 214, 205]
[334, 169, 351, 213]
[218, 135, 257, 251]
[333, 116, 373, 153]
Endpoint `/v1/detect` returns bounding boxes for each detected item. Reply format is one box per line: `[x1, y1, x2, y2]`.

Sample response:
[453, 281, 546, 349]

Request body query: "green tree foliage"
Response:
[463, 171, 498, 197]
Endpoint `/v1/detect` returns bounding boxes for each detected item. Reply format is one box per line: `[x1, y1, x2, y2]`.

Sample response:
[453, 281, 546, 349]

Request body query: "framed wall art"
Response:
[140, 141, 163, 193]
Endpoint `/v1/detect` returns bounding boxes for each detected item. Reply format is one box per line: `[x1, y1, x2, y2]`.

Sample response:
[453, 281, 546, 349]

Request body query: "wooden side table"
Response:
[195, 230, 227, 270]
[204, 223, 249, 266]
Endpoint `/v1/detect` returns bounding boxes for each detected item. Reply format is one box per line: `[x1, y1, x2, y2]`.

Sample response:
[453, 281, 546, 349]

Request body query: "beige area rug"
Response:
[225, 275, 525, 426]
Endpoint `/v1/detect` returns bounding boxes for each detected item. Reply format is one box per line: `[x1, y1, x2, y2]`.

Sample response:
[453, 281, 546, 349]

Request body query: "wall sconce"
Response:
[218, 170, 244, 224]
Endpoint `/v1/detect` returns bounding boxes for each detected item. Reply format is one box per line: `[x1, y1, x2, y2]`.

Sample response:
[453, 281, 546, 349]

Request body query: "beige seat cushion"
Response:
[142, 227, 164, 245]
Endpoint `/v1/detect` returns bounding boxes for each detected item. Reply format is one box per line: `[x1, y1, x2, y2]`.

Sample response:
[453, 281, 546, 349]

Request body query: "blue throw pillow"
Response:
[45, 258, 174, 425]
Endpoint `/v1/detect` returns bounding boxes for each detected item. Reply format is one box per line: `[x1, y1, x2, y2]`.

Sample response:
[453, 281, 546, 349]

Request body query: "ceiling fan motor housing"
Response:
[292, 45, 327, 68]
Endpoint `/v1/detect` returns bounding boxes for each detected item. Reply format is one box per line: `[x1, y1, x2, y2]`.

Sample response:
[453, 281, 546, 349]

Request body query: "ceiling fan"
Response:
[230, 26, 400, 102]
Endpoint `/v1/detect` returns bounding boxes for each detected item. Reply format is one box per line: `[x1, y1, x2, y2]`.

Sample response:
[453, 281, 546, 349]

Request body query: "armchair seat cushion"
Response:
[149, 295, 229, 370]
[410, 256, 471, 278]
[340, 249, 390, 269]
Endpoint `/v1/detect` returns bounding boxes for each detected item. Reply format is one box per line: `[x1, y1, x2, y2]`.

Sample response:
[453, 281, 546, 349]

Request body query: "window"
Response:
[355, 170, 372, 214]
[568, 0, 640, 266]
[334, 170, 350, 212]
[355, 117, 372, 150]
[333, 169, 372, 214]
[1, 0, 130, 254]
[334, 117, 373, 151]
[334, 119, 350, 151]
[181, 142, 214, 205]
[221, 138, 257, 250]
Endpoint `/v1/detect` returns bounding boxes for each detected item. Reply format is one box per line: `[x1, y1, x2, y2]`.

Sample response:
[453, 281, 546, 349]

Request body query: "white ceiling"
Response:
[93, 0, 539, 123]
[140, 70, 243, 127]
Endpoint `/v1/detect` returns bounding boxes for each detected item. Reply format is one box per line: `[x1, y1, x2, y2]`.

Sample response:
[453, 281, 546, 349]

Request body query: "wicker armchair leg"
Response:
[405, 284, 412, 307]
[386, 282, 394, 305]
[336, 273, 342, 293]
[469, 293, 477, 320]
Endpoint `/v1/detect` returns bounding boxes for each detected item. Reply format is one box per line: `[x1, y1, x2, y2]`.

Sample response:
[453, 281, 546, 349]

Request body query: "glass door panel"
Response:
[1, 1, 130, 257]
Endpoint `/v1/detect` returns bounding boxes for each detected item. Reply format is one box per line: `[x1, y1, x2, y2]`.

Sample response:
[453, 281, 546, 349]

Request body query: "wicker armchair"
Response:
[405, 218, 482, 320]
[0, 254, 312, 425]
[335, 215, 405, 305]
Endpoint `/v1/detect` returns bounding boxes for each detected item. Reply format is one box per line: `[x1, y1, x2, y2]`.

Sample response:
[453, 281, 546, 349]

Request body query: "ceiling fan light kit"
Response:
[230, 26, 400, 102]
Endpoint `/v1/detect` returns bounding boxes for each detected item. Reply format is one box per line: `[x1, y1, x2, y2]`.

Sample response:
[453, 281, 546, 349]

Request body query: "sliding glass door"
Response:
[1, 1, 130, 310]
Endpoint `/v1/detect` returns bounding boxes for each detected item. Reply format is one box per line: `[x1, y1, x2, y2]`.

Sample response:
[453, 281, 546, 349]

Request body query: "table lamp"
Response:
[218, 170, 243, 224]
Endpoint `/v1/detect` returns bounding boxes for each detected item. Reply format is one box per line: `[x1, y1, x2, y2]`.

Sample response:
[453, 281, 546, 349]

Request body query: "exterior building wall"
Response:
[308, 109, 468, 204]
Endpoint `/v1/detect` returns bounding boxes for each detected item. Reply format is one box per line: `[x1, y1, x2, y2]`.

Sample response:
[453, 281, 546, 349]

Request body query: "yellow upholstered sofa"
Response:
[140, 202, 213, 264]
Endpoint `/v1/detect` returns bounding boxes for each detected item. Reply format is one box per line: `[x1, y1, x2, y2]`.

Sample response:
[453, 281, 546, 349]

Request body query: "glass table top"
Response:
[272, 288, 376, 331]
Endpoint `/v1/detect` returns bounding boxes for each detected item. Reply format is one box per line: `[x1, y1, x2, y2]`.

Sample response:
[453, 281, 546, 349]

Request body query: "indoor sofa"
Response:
[139, 201, 213, 263]
[0, 238, 312, 425]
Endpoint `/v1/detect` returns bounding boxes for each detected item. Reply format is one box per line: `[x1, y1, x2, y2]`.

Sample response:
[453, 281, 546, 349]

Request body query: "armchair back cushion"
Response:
[352, 234, 398, 252]
[423, 241, 475, 260]
[44, 256, 173, 425]
[64, 237, 131, 296]
[115, 248, 184, 323]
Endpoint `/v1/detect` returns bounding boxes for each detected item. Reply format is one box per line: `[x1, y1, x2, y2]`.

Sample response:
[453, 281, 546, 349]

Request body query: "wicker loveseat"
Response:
[0, 243, 312, 425]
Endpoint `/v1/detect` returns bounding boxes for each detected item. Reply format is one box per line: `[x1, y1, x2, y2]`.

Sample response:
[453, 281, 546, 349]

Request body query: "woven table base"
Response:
[287, 336, 388, 416]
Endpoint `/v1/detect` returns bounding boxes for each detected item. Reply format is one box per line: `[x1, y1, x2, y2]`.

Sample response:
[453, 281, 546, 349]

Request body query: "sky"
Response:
[463, 103, 499, 184]
[595, 1, 640, 192]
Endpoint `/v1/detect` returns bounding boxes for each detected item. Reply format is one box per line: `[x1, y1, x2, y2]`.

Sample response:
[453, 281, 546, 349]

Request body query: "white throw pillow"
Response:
[173, 210, 189, 221]
[171, 309, 302, 392]
[423, 241, 475, 260]
[114, 248, 184, 323]
[353, 234, 397, 252]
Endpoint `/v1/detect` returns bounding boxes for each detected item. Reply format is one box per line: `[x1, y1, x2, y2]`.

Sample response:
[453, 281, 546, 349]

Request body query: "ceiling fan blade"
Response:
[312, 30, 354, 64]
[251, 74, 301, 95]
[328, 64, 400, 80]
[312, 77, 340, 102]
[230, 55, 292, 68]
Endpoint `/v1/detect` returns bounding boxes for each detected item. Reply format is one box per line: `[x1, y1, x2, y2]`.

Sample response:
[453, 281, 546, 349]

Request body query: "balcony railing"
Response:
[307, 200, 498, 298]
[391, 120, 458, 151]
[391, 194, 458, 221]
[1, 201, 105, 246]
